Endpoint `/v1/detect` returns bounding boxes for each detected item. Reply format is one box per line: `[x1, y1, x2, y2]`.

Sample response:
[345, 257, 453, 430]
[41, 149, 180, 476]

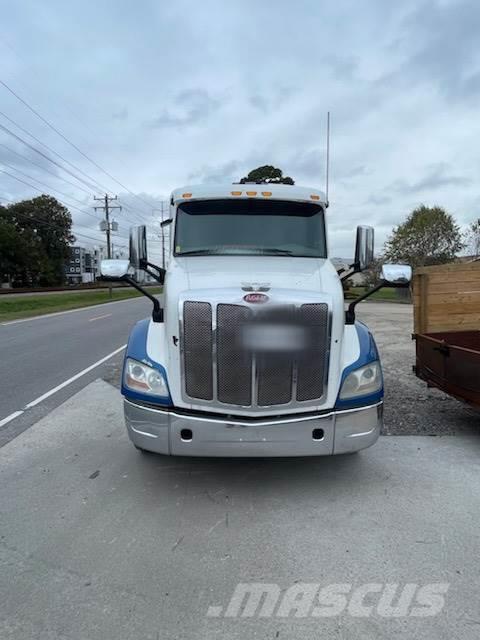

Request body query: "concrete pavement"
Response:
[1, 378, 479, 639]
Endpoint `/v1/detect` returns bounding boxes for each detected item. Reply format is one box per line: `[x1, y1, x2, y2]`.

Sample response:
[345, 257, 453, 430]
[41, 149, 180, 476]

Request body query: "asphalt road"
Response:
[0, 296, 153, 446]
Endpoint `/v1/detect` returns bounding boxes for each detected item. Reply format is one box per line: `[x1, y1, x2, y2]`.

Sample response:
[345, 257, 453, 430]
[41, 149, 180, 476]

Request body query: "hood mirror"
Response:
[100, 259, 130, 279]
[381, 264, 412, 286]
[129, 225, 147, 269]
[354, 226, 374, 271]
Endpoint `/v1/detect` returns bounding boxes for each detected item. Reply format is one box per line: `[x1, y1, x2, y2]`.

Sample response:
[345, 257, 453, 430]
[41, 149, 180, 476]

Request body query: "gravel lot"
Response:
[103, 302, 479, 436]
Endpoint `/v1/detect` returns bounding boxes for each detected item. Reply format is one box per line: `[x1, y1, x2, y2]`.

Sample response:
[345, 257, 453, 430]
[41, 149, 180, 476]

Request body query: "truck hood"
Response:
[155, 254, 346, 417]
[170, 256, 328, 293]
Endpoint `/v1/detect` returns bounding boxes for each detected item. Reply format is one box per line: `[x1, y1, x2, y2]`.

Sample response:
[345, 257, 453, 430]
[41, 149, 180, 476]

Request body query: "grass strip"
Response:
[0, 287, 162, 322]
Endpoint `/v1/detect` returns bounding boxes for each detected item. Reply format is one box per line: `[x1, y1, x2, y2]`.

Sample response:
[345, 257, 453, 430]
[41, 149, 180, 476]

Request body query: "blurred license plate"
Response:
[240, 324, 307, 352]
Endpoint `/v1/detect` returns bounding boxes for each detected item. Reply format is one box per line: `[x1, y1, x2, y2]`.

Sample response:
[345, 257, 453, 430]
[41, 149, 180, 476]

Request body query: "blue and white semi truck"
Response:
[101, 184, 411, 457]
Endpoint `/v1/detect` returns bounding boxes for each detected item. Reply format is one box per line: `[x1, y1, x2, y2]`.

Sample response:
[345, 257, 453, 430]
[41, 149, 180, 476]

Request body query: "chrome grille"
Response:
[183, 301, 213, 400]
[182, 300, 330, 408]
[217, 304, 253, 405]
[257, 353, 293, 406]
[296, 303, 329, 401]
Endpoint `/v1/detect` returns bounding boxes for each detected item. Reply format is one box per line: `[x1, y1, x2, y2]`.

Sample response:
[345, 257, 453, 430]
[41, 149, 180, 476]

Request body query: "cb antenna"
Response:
[325, 111, 330, 208]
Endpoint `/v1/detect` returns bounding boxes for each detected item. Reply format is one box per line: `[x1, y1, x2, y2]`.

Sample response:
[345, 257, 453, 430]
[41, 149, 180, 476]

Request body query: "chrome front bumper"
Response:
[124, 399, 383, 457]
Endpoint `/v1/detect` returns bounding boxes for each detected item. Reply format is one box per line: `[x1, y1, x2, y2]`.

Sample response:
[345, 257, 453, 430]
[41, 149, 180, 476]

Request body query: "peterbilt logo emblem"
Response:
[243, 292, 269, 304]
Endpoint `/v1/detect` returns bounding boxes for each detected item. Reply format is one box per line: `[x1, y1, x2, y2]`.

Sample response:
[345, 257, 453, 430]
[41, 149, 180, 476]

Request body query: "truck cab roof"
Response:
[171, 183, 327, 206]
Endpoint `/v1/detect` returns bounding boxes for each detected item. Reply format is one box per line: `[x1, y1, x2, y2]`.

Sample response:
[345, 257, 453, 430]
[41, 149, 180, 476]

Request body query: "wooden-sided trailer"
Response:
[413, 261, 480, 408]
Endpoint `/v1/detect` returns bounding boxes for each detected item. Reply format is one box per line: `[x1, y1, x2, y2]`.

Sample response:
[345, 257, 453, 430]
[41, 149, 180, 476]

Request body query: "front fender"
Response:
[121, 318, 172, 406]
[335, 321, 384, 410]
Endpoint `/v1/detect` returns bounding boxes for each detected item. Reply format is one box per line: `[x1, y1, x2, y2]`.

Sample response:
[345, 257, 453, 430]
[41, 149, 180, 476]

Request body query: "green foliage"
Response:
[362, 257, 383, 288]
[240, 165, 295, 185]
[383, 205, 464, 268]
[0, 195, 74, 287]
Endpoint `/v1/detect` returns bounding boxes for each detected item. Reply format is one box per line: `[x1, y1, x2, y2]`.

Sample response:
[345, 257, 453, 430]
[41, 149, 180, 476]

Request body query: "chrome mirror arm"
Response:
[123, 276, 164, 322]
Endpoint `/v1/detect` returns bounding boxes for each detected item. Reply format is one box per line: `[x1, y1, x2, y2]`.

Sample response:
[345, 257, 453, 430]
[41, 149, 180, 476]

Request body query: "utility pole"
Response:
[94, 194, 121, 258]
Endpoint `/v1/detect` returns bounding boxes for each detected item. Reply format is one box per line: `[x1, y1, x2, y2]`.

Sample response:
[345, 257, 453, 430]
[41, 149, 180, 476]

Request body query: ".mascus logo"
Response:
[243, 292, 269, 304]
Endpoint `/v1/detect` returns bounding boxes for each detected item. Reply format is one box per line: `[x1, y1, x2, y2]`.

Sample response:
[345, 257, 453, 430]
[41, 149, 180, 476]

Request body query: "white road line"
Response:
[0, 296, 142, 326]
[24, 344, 127, 409]
[88, 313, 112, 322]
[0, 411, 24, 428]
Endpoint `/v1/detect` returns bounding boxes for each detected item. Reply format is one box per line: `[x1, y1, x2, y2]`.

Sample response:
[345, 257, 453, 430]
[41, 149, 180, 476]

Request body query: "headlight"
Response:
[124, 358, 169, 397]
[339, 361, 382, 399]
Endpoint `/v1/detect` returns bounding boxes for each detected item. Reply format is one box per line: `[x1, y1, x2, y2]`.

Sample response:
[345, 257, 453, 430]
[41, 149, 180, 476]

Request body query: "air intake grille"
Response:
[217, 304, 253, 405]
[182, 300, 329, 407]
[296, 303, 329, 401]
[183, 301, 213, 400]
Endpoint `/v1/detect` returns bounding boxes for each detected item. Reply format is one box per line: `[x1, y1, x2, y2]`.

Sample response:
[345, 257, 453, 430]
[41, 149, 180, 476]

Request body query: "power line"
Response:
[0, 142, 93, 196]
[0, 118, 157, 225]
[0, 118, 105, 193]
[0, 201, 127, 249]
[0, 168, 103, 222]
[0, 161, 94, 210]
[0, 191, 151, 253]
[0, 189, 152, 251]
[0, 79, 157, 215]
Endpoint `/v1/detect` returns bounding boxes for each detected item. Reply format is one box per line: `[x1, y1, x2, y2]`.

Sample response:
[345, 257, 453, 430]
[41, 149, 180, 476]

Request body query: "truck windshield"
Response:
[174, 199, 327, 258]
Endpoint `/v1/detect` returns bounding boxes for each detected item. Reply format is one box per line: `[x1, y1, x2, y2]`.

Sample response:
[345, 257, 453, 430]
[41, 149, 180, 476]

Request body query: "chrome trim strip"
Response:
[130, 425, 158, 438]
[347, 426, 378, 438]
[124, 398, 383, 427]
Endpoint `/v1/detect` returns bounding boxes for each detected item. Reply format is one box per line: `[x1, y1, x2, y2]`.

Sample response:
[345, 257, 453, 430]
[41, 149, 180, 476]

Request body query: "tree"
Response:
[0, 214, 28, 285]
[240, 165, 294, 185]
[465, 218, 480, 258]
[362, 256, 383, 288]
[0, 195, 74, 287]
[383, 205, 464, 268]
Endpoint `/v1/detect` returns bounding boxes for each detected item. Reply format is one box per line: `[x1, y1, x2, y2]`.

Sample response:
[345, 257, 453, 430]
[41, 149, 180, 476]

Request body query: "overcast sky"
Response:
[1, 0, 479, 258]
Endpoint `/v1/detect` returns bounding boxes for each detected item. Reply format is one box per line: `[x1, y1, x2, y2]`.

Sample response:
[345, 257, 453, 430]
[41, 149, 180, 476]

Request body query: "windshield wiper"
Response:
[176, 249, 220, 256]
[260, 248, 294, 255]
[176, 248, 295, 256]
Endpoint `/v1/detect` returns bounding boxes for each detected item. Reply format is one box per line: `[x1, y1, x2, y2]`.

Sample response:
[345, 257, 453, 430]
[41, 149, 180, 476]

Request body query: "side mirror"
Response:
[100, 259, 130, 280]
[129, 225, 148, 269]
[381, 264, 412, 286]
[354, 226, 374, 271]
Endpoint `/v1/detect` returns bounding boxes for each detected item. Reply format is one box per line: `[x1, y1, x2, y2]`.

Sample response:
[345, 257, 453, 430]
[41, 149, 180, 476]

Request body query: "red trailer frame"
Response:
[413, 262, 480, 409]
[415, 331, 480, 408]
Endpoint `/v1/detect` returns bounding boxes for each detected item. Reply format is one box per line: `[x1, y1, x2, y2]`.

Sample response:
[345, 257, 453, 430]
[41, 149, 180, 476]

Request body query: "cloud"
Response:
[378, 0, 480, 100]
[366, 193, 392, 206]
[148, 89, 221, 129]
[112, 107, 128, 121]
[2, 0, 480, 258]
[248, 86, 295, 114]
[187, 160, 243, 184]
[389, 163, 472, 194]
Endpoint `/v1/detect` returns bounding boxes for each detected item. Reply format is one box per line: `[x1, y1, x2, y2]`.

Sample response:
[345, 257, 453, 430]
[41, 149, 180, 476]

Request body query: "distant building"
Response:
[65, 246, 105, 284]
